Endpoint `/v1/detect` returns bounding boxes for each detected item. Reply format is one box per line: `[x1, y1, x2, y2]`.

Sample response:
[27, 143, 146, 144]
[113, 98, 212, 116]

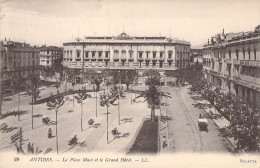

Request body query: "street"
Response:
[162, 85, 233, 153]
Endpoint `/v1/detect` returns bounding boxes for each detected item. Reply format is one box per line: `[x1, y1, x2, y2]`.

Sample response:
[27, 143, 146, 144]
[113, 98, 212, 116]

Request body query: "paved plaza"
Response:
[0, 82, 234, 154]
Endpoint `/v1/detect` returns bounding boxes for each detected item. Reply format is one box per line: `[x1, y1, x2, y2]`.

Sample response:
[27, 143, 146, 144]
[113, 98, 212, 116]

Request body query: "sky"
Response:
[0, 0, 260, 48]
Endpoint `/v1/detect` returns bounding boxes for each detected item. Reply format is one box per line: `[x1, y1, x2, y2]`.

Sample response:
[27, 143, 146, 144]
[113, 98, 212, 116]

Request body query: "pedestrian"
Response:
[162, 136, 167, 148]
[48, 128, 52, 138]
[27, 142, 31, 154]
[31, 143, 34, 154]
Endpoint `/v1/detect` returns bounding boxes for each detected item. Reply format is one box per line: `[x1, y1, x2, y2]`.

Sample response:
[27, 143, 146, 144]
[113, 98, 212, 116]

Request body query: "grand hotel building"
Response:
[62, 33, 190, 82]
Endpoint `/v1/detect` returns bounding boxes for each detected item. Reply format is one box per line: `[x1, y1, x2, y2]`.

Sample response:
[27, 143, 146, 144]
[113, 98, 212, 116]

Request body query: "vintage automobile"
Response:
[198, 118, 208, 132]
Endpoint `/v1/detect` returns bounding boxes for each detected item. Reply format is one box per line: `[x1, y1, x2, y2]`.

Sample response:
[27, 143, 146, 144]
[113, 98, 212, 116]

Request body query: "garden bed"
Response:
[128, 117, 158, 154]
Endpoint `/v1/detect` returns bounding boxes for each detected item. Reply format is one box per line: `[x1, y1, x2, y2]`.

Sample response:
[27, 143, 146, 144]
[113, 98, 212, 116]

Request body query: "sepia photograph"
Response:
[0, 0, 259, 167]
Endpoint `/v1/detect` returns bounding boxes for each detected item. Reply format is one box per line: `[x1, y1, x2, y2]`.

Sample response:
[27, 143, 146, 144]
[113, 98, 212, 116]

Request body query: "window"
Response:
[139, 52, 142, 58]
[160, 62, 163, 68]
[146, 61, 149, 66]
[105, 52, 109, 58]
[229, 50, 231, 59]
[122, 61, 125, 66]
[160, 52, 163, 58]
[77, 51, 80, 58]
[254, 49, 256, 60]
[169, 62, 172, 66]
[85, 52, 89, 58]
[248, 49, 251, 60]
[168, 52, 172, 59]
[92, 52, 95, 58]
[47, 51, 49, 54]
[153, 52, 156, 58]
[129, 51, 133, 58]
[153, 62, 156, 66]
[146, 52, 149, 59]
[243, 49, 245, 60]
[236, 50, 239, 60]
[105, 61, 108, 66]
[47, 56, 49, 59]
[99, 52, 102, 58]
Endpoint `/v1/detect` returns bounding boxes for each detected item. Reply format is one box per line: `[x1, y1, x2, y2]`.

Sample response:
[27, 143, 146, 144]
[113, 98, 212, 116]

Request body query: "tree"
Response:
[110, 85, 125, 125]
[135, 85, 171, 121]
[46, 93, 65, 154]
[122, 70, 138, 90]
[93, 78, 103, 117]
[99, 90, 117, 144]
[144, 69, 161, 86]
[74, 89, 91, 132]
[135, 70, 171, 121]
[26, 76, 40, 130]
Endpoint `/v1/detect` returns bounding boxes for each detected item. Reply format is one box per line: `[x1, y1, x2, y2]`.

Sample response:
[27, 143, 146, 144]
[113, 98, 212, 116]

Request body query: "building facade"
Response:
[0, 40, 41, 91]
[40, 46, 63, 67]
[62, 32, 190, 82]
[203, 25, 260, 105]
[190, 49, 203, 64]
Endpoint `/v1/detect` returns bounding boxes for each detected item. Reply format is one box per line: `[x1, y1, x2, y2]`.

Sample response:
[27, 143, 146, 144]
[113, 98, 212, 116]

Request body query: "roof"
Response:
[40, 46, 62, 51]
[64, 32, 190, 46]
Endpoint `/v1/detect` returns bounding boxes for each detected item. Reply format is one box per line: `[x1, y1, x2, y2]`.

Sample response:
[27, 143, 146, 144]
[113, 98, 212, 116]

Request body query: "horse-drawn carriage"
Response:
[198, 118, 208, 132]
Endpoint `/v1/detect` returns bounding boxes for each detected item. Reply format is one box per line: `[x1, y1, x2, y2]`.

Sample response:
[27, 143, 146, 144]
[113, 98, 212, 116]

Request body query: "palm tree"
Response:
[46, 93, 65, 154]
[74, 89, 91, 132]
[135, 85, 171, 121]
[135, 70, 171, 121]
[110, 85, 125, 125]
[100, 91, 117, 144]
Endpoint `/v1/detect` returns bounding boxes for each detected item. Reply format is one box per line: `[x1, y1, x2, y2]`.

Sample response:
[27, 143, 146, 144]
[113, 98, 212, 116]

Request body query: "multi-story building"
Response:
[63, 32, 190, 83]
[40, 46, 63, 67]
[203, 25, 260, 105]
[190, 49, 203, 64]
[0, 40, 41, 91]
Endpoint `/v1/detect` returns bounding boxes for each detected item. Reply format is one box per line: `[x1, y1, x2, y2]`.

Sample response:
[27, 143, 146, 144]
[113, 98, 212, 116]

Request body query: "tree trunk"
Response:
[118, 98, 120, 125]
[31, 94, 34, 129]
[151, 104, 155, 121]
[107, 106, 109, 144]
[56, 108, 58, 154]
[18, 93, 20, 121]
[81, 102, 83, 132]
[96, 91, 97, 117]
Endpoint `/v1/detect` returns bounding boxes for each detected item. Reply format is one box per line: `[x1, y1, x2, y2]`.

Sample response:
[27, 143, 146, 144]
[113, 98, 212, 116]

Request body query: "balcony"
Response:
[225, 59, 231, 64]
[121, 56, 126, 61]
[152, 58, 157, 61]
[248, 60, 260, 67]
[128, 58, 134, 62]
[240, 60, 249, 66]
[167, 58, 173, 62]
[97, 56, 103, 61]
[159, 57, 164, 61]
[145, 58, 150, 61]
[91, 57, 96, 61]
[233, 59, 240, 65]
[113, 56, 119, 62]
[138, 57, 144, 61]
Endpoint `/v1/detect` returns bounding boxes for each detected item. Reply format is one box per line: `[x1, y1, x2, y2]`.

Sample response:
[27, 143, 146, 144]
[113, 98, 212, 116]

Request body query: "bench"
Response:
[121, 117, 133, 123]
[0, 123, 7, 130]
